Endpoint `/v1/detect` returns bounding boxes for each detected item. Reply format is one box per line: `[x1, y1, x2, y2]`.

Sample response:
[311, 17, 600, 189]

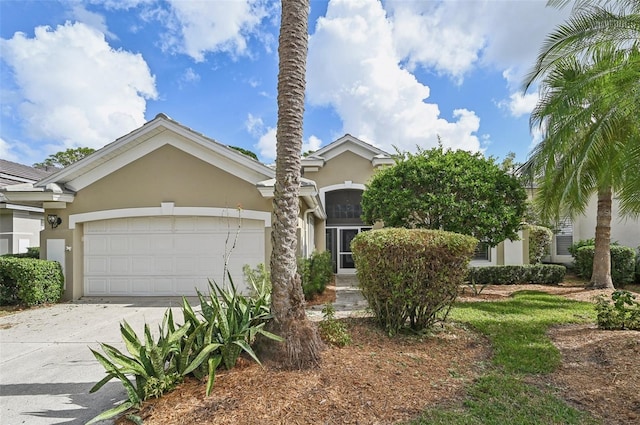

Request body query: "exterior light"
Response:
[47, 214, 62, 229]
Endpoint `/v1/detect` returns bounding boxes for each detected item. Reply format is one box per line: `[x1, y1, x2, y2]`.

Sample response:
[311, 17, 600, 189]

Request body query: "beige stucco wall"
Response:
[577, 196, 640, 249]
[306, 151, 378, 189]
[45, 144, 274, 300]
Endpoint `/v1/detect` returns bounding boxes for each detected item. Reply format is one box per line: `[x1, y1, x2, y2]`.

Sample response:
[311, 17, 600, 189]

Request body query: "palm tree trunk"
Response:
[259, 0, 322, 369]
[590, 187, 614, 289]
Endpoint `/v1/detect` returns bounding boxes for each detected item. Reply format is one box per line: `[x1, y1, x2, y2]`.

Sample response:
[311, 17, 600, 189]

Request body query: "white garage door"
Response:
[84, 216, 265, 296]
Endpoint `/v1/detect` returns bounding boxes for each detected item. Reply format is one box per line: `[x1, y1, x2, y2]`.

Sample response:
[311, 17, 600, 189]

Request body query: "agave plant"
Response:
[197, 275, 282, 385]
[86, 309, 220, 424]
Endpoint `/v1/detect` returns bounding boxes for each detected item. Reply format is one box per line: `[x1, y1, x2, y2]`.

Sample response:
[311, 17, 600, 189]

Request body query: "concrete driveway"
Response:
[0, 297, 192, 425]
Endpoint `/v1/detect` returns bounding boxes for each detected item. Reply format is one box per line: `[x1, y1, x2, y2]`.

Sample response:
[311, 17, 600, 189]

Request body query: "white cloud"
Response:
[88, 0, 155, 10]
[252, 125, 323, 163]
[245, 113, 264, 137]
[0, 137, 19, 162]
[159, 0, 272, 62]
[302, 135, 322, 155]
[387, 1, 485, 82]
[308, 0, 481, 153]
[385, 0, 571, 87]
[255, 126, 276, 161]
[179, 67, 200, 87]
[500, 91, 539, 118]
[0, 22, 157, 149]
[69, 3, 116, 39]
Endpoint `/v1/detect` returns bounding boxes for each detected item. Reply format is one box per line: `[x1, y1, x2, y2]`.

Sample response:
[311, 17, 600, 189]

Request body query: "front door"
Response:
[334, 227, 370, 274]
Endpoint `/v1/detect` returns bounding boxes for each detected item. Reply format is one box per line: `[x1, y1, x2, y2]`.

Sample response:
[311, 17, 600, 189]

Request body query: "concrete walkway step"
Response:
[306, 275, 369, 320]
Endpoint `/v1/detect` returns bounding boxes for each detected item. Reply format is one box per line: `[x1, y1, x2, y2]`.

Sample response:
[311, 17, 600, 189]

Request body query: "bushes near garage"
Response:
[351, 228, 477, 335]
[0, 257, 64, 306]
[572, 244, 636, 287]
[467, 264, 566, 286]
[298, 251, 334, 300]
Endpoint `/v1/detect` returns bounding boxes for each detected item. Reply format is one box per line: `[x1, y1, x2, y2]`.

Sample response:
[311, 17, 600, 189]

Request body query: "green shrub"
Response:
[298, 251, 334, 300]
[527, 225, 553, 264]
[352, 228, 477, 335]
[567, 238, 597, 257]
[0, 257, 64, 306]
[574, 245, 636, 287]
[595, 290, 640, 330]
[317, 303, 351, 347]
[467, 264, 566, 286]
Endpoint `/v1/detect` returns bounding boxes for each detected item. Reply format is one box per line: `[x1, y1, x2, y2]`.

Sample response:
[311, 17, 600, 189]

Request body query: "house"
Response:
[544, 196, 640, 264]
[0, 159, 55, 255]
[4, 114, 634, 299]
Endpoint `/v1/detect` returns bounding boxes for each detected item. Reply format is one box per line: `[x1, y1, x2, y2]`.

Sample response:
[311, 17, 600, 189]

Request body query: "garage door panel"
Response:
[85, 237, 108, 254]
[109, 236, 129, 254]
[107, 218, 129, 232]
[84, 216, 266, 296]
[153, 256, 174, 273]
[149, 217, 173, 232]
[154, 278, 174, 294]
[131, 257, 154, 273]
[131, 237, 150, 252]
[86, 258, 108, 274]
[109, 278, 130, 294]
[86, 278, 107, 294]
[131, 278, 151, 293]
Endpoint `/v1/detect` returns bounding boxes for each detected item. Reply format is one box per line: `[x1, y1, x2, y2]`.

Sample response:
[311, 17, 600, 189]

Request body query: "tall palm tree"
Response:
[523, 41, 640, 288]
[526, 0, 640, 88]
[261, 0, 322, 368]
[523, 1, 640, 289]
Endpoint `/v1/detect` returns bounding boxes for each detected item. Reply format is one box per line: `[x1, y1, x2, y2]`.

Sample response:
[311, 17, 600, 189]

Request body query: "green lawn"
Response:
[409, 291, 599, 425]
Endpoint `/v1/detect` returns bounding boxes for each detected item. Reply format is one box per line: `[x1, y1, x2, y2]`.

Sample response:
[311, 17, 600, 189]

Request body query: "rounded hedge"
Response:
[351, 228, 477, 335]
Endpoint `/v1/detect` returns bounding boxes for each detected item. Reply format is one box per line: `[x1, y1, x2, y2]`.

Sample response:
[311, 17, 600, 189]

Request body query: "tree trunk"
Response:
[590, 186, 614, 289]
[259, 0, 322, 369]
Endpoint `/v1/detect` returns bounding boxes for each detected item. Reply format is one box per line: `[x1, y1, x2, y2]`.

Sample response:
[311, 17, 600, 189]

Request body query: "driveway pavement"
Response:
[0, 297, 190, 425]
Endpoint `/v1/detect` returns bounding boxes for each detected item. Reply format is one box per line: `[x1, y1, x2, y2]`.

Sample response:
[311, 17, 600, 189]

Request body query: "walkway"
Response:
[306, 274, 369, 320]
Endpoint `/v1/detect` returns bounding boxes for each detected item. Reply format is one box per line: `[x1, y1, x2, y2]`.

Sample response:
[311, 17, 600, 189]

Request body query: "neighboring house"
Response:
[0, 159, 55, 255]
[540, 195, 640, 264]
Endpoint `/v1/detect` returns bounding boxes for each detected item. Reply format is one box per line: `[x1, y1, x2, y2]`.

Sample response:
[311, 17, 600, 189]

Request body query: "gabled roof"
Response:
[301, 134, 394, 168]
[35, 113, 275, 193]
[0, 159, 55, 187]
[1, 114, 325, 216]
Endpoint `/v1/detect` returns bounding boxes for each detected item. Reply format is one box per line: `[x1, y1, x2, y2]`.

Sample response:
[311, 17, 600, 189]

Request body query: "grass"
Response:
[450, 291, 595, 373]
[409, 290, 599, 425]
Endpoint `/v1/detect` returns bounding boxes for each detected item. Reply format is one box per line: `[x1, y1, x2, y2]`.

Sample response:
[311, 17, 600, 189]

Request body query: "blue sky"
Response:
[0, 0, 572, 166]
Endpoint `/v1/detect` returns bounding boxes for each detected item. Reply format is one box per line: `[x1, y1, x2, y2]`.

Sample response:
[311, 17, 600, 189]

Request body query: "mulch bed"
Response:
[112, 282, 640, 424]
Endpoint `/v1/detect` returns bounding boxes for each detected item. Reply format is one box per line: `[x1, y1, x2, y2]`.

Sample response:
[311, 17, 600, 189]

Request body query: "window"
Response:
[555, 218, 573, 256]
[473, 242, 491, 261]
[325, 189, 364, 226]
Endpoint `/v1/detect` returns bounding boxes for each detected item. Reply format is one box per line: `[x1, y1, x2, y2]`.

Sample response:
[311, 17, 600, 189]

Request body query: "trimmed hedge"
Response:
[468, 264, 566, 285]
[0, 257, 64, 306]
[298, 251, 333, 300]
[574, 245, 637, 287]
[527, 225, 553, 264]
[351, 228, 477, 335]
